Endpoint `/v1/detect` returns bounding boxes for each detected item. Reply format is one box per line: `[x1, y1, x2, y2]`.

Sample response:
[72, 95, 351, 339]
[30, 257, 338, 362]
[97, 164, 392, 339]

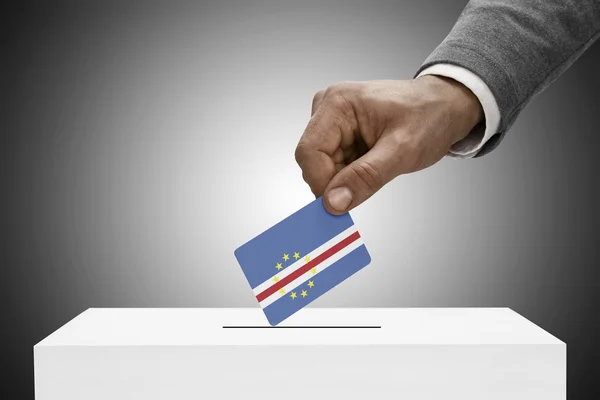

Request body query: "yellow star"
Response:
[283, 254, 290, 262]
[308, 280, 314, 288]
[279, 288, 286, 295]
[275, 263, 283, 270]
[311, 268, 317, 275]
[273, 276, 279, 282]
[290, 291, 297, 299]
[301, 290, 308, 298]
[293, 252, 300, 260]
[305, 255, 311, 262]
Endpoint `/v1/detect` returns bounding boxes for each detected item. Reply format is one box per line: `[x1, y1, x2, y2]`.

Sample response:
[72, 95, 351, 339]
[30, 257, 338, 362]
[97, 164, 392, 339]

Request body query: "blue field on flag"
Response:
[234, 197, 371, 326]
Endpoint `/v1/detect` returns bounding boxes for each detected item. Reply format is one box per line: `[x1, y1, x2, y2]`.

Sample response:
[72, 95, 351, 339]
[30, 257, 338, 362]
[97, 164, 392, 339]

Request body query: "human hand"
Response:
[294, 76, 484, 215]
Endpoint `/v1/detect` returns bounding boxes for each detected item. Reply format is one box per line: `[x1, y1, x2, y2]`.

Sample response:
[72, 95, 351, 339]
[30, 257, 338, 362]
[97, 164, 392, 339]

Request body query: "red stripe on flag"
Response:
[255, 230, 361, 303]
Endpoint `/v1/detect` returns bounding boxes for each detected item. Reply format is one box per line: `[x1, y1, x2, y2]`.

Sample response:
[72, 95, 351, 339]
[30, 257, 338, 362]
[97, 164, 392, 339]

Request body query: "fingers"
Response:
[322, 134, 402, 215]
[296, 90, 356, 197]
[295, 107, 342, 196]
[295, 141, 337, 197]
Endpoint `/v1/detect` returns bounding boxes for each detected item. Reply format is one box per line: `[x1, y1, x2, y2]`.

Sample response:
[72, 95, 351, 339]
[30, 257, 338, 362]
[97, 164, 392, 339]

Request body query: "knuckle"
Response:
[323, 82, 340, 96]
[401, 136, 427, 169]
[391, 135, 414, 159]
[324, 81, 350, 98]
[326, 90, 354, 116]
[320, 82, 360, 113]
[312, 89, 325, 106]
[329, 92, 348, 109]
[294, 141, 308, 165]
[388, 132, 419, 162]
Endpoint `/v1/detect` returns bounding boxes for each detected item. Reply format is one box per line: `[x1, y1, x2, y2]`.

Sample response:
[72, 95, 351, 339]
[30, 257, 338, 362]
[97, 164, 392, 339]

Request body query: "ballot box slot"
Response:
[222, 325, 382, 329]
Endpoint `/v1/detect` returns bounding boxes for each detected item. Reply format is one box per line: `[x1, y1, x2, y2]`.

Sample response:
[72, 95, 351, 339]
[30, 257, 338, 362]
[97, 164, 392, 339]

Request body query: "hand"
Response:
[294, 76, 484, 214]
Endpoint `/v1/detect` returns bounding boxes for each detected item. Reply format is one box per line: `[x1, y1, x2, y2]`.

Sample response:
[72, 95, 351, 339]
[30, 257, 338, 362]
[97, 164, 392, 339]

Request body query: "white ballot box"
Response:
[34, 308, 565, 399]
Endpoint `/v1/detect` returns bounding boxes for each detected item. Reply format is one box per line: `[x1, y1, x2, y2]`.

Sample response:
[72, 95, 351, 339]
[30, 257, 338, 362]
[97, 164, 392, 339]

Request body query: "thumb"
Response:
[322, 135, 402, 215]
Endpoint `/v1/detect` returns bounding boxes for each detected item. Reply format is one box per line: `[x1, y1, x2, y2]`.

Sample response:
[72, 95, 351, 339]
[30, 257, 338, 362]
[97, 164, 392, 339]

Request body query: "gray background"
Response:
[3, 0, 599, 398]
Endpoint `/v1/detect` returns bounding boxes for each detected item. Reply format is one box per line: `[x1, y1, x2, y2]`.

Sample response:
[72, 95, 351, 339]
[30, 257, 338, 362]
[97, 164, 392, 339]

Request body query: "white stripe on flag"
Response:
[252, 225, 357, 296]
[258, 236, 364, 308]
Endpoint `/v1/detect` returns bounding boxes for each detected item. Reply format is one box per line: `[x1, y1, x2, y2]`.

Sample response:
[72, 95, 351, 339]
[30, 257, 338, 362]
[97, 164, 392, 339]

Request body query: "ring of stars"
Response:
[275, 251, 318, 301]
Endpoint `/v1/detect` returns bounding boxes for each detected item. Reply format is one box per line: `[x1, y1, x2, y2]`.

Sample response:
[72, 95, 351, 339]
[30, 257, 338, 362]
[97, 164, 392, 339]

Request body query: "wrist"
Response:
[418, 75, 484, 143]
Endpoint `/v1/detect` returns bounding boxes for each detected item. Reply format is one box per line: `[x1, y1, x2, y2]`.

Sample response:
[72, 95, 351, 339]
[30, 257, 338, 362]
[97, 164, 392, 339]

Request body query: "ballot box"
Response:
[34, 308, 565, 399]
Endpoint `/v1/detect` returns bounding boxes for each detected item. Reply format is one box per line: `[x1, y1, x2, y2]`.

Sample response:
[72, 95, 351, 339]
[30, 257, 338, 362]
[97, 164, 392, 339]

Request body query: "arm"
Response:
[416, 0, 600, 157]
[295, 1, 600, 214]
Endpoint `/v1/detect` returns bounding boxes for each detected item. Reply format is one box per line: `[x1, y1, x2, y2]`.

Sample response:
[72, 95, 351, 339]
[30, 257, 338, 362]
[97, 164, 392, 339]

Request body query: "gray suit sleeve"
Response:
[416, 0, 600, 157]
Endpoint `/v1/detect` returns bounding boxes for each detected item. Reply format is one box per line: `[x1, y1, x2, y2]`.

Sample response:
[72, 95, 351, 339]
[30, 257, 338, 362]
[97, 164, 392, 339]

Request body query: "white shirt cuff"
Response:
[417, 64, 500, 159]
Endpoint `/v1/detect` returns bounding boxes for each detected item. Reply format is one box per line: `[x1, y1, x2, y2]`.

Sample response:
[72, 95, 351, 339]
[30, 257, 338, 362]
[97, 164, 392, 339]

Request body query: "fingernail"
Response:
[328, 187, 352, 211]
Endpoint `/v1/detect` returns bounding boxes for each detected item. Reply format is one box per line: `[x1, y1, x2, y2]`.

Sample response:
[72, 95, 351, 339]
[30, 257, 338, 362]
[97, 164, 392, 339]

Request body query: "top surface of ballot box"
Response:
[36, 307, 562, 346]
[35, 308, 566, 400]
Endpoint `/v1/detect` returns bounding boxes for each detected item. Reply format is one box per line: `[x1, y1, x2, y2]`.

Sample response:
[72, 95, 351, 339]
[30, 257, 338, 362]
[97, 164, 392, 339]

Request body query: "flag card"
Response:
[234, 197, 371, 326]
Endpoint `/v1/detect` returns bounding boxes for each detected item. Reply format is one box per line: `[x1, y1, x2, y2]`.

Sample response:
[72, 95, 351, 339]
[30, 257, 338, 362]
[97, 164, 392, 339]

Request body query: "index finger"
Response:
[294, 105, 344, 197]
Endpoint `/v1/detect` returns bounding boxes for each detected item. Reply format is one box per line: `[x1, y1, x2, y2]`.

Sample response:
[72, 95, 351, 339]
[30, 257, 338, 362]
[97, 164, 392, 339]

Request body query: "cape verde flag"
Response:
[234, 197, 371, 326]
